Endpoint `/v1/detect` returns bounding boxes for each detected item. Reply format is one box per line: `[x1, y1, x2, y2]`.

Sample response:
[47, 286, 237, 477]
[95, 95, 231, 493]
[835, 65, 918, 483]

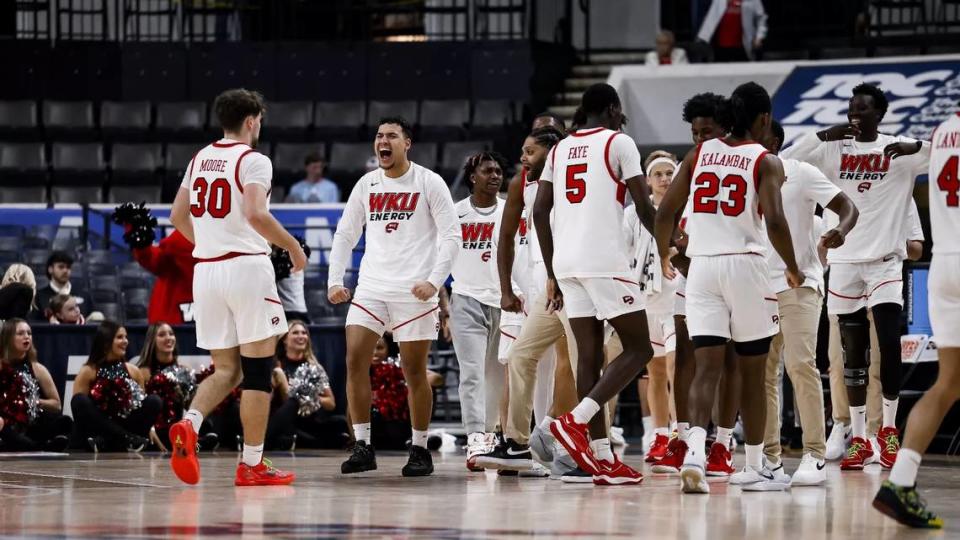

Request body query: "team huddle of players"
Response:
[164, 83, 959, 531]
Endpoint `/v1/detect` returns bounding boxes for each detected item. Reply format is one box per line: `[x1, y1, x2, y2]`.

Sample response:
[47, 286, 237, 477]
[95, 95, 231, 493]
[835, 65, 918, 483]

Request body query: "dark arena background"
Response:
[1, 1, 960, 538]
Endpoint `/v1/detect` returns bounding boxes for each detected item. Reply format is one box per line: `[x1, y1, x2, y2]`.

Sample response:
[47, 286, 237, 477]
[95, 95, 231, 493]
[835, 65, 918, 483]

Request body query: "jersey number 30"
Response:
[191, 177, 232, 218]
[692, 172, 747, 216]
[937, 155, 959, 207]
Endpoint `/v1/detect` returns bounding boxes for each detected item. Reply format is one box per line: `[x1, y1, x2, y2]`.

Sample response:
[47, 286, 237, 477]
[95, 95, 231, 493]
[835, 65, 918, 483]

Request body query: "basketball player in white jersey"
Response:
[759, 120, 859, 486]
[168, 89, 306, 486]
[328, 116, 460, 477]
[655, 82, 803, 493]
[535, 83, 657, 485]
[873, 109, 960, 529]
[478, 126, 584, 479]
[782, 82, 930, 471]
[617, 153, 679, 464]
[449, 151, 507, 470]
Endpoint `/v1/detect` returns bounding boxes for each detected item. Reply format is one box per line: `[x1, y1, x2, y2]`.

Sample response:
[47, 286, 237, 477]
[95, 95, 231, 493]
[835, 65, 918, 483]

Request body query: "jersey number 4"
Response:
[937, 155, 959, 207]
[692, 172, 746, 216]
[190, 177, 232, 218]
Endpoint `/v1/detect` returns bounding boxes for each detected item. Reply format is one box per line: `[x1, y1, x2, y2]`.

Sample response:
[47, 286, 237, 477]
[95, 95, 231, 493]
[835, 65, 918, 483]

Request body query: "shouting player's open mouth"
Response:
[378, 147, 393, 161]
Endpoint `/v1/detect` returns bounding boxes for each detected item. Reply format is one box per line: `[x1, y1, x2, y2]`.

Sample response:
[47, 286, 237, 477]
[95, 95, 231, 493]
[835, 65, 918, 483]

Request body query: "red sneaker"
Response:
[705, 442, 734, 477]
[645, 434, 670, 463]
[877, 427, 900, 469]
[235, 459, 296, 486]
[841, 437, 876, 471]
[169, 420, 200, 485]
[593, 456, 643, 486]
[550, 413, 600, 475]
[651, 437, 687, 474]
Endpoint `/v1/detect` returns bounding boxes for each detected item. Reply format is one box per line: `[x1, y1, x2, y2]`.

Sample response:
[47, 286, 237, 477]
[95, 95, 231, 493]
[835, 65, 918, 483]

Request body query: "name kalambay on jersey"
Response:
[369, 192, 421, 221]
[461, 222, 495, 250]
[839, 153, 891, 181]
[698, 151, 754, 172]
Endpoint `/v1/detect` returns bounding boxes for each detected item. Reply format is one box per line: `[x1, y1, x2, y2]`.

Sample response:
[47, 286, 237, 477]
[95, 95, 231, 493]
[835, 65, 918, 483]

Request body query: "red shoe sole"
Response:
[550, 420, 600, 476]
[169, 422, 200, 485]
[235, 474, 296, 487]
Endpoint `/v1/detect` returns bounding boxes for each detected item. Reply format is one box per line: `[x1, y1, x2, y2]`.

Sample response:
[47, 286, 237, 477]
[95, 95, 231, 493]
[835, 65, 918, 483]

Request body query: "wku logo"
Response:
[481, 251, 491, 262]
[461, 222, 495, 250]
[369, 192, 420, 221]
[385, 222, 399, 233]
[839, 153, 890, 182]
[622, 296, 634, 305]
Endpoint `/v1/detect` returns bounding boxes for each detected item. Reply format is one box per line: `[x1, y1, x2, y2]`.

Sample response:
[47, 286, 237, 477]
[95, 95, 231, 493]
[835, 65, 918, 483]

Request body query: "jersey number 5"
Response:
[937, 155, 959, 207]
[566, 163, 587, 204]
[190, 177, 232, 218]
[692, 172, 747, 216]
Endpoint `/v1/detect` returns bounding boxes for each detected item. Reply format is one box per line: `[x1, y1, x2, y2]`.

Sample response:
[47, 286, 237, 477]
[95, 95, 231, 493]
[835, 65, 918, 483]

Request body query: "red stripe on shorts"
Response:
[392, 306, 440, 331]
[264, 297, 282, 305]
[350, 301, 385, 326]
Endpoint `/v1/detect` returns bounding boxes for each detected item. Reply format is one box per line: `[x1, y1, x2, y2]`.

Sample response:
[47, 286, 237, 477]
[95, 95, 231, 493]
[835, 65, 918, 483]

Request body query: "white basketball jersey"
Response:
[521, 168, 544, 263]
[930, 113, 960, 254]
[451, 197, 504, 307]
[181, 140, 272, 260]
[685, 138, 769, 257]
[539, 127, 644, 278]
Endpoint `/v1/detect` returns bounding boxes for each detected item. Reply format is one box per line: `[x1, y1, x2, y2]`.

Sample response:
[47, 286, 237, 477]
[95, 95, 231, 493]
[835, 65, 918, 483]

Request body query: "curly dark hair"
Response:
[851, 82, 889, 121]
[681, 92, 726, 124]
[723, 82, 771, 138]
[462, 151, 508, 186]
[528, 126, 565, 150]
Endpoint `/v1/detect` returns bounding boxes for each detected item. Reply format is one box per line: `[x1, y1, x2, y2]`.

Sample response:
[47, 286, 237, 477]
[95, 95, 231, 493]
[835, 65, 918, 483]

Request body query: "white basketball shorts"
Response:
[558, 276, 644, 320]
[686, 254, 779, 343]
[827, 256, 904, 314]
[930, 252, 960, 348]
[346, 289, 440, 342]
[648, 310, 676, 357]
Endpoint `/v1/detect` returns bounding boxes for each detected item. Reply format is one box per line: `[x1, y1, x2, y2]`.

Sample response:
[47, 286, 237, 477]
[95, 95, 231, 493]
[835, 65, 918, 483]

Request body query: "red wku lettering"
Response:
[840, 154, 860, 172]
[462, 223, 482, 242]
[480, 223, 495, 241]
[369, 193, 388, 212]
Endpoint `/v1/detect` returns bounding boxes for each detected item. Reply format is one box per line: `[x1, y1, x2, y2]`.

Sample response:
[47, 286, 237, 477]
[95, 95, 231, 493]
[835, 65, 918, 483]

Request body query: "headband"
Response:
[645, 156, 677, 175]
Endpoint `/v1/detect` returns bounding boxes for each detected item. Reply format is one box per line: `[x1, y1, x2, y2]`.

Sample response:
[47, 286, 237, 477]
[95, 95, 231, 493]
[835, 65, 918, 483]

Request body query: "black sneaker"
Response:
[873, 480, 944, 529]
[560, 466, 594, 484]
[86, 436, 105, 453]
[44, 435, 70, 452]
[401, 445, 434, 477]
[497, 469, 519, 476]
[341, 441, 377, 474]
[473, 438, 533, 471]
[198, 432, 220, 451]
[126, 434, 148, 453]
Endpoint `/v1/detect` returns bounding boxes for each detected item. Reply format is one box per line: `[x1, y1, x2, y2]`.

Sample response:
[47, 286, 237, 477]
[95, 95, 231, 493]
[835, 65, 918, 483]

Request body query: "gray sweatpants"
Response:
[450, 293, 503, 434]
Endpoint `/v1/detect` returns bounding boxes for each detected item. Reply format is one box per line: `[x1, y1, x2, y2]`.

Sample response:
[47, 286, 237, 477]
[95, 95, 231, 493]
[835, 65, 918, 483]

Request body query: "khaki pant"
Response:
[828, 312, 882, 434]
[764, 287, 827, 461]
[505, 292, 576, 443]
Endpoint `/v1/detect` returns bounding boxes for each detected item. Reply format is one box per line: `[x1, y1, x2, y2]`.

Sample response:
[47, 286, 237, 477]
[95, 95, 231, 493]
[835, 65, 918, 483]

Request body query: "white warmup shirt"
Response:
[451, 197, 504, 307]
[624, 207, 677, 313]
[327, 162, 460, 302]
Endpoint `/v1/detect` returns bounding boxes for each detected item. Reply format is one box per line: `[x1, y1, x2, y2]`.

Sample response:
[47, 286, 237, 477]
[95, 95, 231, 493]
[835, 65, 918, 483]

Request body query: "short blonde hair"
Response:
[2, 264, 37, 307]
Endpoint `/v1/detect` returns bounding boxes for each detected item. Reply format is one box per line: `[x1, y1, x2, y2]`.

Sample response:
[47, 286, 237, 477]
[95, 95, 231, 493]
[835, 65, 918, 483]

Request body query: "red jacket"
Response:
[132, 231, 197, 324]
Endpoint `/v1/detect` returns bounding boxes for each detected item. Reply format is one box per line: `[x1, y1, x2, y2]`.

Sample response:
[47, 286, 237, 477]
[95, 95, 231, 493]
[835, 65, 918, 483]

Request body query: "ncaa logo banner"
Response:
[774, 58, 960, 148]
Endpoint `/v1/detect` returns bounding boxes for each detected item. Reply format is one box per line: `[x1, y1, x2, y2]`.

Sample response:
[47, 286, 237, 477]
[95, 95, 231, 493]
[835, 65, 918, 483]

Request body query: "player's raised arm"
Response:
[497, 171, 525, 311]
[170, 157, 197, 244]
[327, 179, 367, 302]
[654, 146, 695, 279]
[423, 174, 461, 297]
[615, 135, 656, 235]
[757, 153, 802, 288]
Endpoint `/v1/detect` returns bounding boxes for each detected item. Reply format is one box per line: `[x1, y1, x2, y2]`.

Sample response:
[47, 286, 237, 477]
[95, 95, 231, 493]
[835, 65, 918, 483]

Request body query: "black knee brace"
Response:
[240, 356, 273, 392]
[733, 336, 772, 357]
[872, 303, 904, 396]
[692, 335, 727, 349]
[839, 308, 870, 388]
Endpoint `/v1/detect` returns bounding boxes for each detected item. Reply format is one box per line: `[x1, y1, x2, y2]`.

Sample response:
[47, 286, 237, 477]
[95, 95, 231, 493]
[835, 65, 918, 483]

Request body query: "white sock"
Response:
[655, 427, 669, 437]
[745, 444, 763, 470]
[889, 448, 922, 487]
[850, 405, 867, 439]
[571, 398, 600, 425]
[411, 429, 429, 449]
[590, 438, 614, 462]
[882, 398, 899, 429]
[241, 443, 264, 467]
[642, 416, 653, 435]
[353, 423, 371, 444]
[686, 427, 707, 462]
[184, 409, 203, 435]
[538, 416, 555, 431]
[716, 426, 733, 450]
[678, 422, 690, 440]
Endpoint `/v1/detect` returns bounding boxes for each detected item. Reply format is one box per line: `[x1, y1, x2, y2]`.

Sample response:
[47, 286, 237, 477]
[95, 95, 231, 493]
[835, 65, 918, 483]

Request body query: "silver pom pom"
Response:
[18, 370, 40, 423]
[161, 364, 197, 403]
[287, 362, 330, 417]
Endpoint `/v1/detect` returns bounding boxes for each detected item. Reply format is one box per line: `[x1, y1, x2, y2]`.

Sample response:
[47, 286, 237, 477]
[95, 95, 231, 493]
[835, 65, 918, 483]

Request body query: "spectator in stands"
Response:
[697, 0, 768, 62]
[131, 230, 197, 324]
[286, 152, 341, 203]
[0, 319, 73, 452]
[70, 321, 162, 452]
[46, 294, 85, 325]
[645, 30, 689, 65]
[36, 251, 93, 319]
[268, 320, 350, 449]
[0, 264, 38, 320]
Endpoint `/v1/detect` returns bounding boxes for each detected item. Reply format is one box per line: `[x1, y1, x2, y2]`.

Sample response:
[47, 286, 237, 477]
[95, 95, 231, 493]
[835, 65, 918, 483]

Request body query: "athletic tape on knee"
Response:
[839, 311, 870, 388]
[240, 356, 273, 392]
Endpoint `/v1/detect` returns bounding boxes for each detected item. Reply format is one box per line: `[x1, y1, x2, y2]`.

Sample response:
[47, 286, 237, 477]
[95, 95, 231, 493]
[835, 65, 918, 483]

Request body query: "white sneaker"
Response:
[641, 430, 654, 454]
[610, 426, 628, 458]
[791, 453, 826, 486]
[519, 462, 551, 478]
[466, 432, 488, 470]
[825, 422, 851, 461]
[735, 465, 791, 492]
[680, 452, 709, 493]
[867, 436, 881, 465]
[529, 425, 556, 464]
